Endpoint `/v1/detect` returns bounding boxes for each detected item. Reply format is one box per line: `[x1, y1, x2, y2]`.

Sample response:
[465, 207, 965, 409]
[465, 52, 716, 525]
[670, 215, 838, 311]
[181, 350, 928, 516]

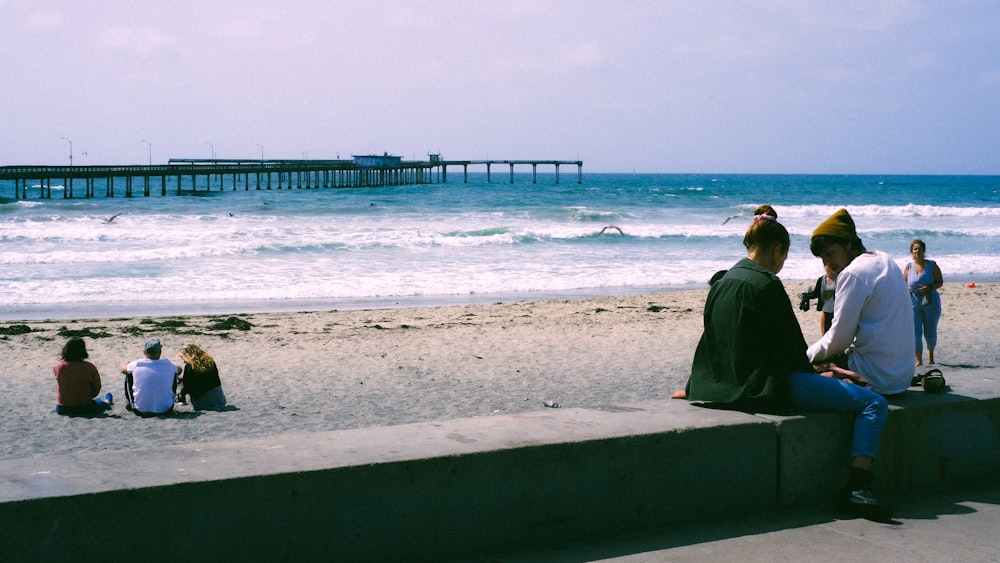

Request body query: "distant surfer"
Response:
[102, 213, 121, 224]
[598, 225, 624, 236]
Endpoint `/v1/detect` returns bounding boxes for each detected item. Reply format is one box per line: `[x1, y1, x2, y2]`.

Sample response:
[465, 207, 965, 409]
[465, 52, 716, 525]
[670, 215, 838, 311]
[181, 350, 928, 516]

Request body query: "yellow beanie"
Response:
[812, 208, 857, 241]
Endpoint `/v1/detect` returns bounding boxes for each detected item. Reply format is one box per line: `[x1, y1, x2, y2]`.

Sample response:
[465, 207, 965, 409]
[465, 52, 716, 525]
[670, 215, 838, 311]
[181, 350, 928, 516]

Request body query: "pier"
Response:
[0, 156, 583, 199]
[438, 159, 583, 185]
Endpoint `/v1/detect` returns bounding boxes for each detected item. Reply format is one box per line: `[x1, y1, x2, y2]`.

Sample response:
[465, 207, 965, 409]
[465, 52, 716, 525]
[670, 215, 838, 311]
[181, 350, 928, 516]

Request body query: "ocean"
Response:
[2, 173, 998, 320]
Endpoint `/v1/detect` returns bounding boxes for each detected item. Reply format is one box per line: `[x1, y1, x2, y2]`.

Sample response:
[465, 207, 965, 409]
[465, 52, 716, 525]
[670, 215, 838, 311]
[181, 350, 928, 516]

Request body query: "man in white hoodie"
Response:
[807, 208, 915, 396]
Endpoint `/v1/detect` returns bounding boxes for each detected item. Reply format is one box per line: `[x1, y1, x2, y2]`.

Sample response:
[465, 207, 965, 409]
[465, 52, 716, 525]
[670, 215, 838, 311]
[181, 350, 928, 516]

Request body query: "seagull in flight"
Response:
[721, 213, 741, 225]
[102, 213, 122, 224]
[598, 225, 625, 236]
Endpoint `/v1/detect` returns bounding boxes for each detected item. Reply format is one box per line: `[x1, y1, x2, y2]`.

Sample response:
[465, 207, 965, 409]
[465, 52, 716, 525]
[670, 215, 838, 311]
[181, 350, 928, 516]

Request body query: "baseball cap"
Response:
[144, 338, 162, 352]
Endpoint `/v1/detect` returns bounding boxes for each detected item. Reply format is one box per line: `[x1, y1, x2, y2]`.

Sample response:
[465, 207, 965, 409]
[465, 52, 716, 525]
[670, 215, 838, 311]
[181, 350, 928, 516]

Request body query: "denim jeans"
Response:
[788, 371, 888, 459]
[913, 293, 941, 354]
[191, 386, 227, 411]
[55, 398, 111, 416]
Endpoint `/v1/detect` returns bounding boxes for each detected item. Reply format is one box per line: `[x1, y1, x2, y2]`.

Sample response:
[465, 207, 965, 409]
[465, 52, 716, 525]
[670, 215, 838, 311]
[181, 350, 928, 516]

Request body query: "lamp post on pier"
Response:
[141, 139, 152, 165]
[205, 142, 216, 189]
[61, 137, 73, 167]
[256, 143, 264, 161]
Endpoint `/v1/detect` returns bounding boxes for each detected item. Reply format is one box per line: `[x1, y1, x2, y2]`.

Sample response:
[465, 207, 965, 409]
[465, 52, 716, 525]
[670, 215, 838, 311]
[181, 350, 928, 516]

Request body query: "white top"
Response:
[821, 275, 836, 314]
[807, 250, 915, 394]
[127, 358, 180, 413]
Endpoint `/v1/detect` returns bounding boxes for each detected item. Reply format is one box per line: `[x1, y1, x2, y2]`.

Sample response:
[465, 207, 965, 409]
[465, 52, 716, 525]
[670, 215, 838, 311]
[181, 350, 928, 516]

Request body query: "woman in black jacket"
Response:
[178, 343, 227, 411]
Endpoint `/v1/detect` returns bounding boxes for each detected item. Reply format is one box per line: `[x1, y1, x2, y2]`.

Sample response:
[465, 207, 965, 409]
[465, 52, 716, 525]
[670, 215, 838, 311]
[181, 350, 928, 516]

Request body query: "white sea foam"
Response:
[2, 174, 998, 319]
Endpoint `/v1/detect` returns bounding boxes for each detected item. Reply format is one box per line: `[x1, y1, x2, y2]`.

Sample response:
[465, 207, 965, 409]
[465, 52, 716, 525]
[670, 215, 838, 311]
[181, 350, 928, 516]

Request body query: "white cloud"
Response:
[208, 6, 287, 40]
[386, 5, 435, 29]
[979, 70, 1000, 87]
[906, 53, 949, 73]
[96, 27, 174, 58]
[557, 42, 607, 67]
[758, 0, 923, 33]
[22, 9, 66, 32]
[213, 18, 265, 41]
[499, 0, 558, 18]
[805, 65, 864, 84]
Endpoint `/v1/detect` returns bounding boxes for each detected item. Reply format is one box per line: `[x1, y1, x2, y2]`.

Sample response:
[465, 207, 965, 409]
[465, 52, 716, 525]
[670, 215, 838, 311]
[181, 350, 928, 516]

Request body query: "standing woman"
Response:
[904, 239, 944, 366]
[54, 337, 113, 415]
[675, 205, 891, 517]
[177, 344, 227, 411]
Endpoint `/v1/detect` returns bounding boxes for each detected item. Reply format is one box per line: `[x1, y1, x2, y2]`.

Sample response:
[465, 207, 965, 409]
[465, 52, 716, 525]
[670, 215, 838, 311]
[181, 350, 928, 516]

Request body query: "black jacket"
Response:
[686, 258, 813, 414]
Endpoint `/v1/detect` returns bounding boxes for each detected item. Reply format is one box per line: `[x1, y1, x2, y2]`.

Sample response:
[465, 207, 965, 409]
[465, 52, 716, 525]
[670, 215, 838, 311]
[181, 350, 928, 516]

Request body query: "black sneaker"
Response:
[838, 489, 894, 521]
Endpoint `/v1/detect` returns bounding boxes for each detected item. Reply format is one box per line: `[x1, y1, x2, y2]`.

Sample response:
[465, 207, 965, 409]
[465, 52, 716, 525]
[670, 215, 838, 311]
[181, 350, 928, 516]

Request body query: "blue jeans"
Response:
[788, 372, 888, 459]
[191, 386, 227, 411]
[913, 293, 941, 354]
[55, 398, 111, 416]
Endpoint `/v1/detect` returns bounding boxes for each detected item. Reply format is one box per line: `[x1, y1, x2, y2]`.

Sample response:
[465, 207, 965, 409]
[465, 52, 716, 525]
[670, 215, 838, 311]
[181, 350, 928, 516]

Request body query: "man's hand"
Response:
[826, 365, 870, 387]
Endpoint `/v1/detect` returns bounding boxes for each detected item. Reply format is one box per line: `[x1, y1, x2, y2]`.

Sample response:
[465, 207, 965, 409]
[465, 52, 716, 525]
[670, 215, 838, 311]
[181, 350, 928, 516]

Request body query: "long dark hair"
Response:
[742, 204, 789, 253]
[61, 337, 89, 362]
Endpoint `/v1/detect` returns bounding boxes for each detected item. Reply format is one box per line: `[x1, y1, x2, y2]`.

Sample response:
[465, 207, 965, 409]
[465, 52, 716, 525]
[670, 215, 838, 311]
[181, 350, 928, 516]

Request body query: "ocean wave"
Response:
[4, 247, 1000, 311]
[777, 203, 1000, 219]
[2, 174, 998, 314]
[254, 241, 349, 254]
[445, 227, 513, 238]
[0, 199, 46, 210]
[0, 247, 242, 266]
[560, 206, 625, 222]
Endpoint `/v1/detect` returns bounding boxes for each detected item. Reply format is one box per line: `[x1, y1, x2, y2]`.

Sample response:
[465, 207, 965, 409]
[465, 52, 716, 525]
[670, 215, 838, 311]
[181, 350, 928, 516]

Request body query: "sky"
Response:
[3, 0, 999, 174]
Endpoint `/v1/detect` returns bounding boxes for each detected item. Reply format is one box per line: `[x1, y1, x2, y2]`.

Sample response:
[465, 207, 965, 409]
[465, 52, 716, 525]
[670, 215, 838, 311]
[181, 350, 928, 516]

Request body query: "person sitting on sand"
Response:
[54, 337, 113, 416]
[121, 338, 181, 417]
[672, 205, 892, 519]
[177, 343, 227, 411]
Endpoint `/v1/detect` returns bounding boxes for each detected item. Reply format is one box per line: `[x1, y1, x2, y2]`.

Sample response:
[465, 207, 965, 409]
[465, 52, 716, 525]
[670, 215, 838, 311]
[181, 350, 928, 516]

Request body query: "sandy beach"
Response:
[3, 282, 998, 461]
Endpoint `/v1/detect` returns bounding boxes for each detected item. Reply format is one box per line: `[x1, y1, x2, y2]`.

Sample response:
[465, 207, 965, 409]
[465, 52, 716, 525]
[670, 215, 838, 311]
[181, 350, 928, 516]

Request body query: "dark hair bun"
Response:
[753, 204, 777, 220]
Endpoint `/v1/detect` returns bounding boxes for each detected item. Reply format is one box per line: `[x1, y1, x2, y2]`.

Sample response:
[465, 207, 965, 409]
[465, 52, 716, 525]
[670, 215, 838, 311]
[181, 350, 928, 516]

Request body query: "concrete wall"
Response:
[768, 390, 1000, 508]
[2, 367, 999, 562]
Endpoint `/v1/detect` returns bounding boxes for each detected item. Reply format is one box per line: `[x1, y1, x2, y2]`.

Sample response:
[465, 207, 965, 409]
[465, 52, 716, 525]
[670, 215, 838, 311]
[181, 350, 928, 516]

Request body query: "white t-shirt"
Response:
[807, 250, 915, 394]
[127, 358, 179, 413]
[821, 275, 836, 314]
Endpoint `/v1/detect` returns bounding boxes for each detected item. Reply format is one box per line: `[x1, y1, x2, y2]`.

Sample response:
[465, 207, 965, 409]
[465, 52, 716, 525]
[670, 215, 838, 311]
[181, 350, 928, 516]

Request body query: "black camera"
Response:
[798, 291, 812, 312]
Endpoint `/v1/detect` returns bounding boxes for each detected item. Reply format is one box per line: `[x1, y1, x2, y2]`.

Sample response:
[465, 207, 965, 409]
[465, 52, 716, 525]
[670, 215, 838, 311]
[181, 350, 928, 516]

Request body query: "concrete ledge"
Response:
[2, 367, 999, 562]
[768, 390, 1000, 508]
[885, 392, 1000, 488]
